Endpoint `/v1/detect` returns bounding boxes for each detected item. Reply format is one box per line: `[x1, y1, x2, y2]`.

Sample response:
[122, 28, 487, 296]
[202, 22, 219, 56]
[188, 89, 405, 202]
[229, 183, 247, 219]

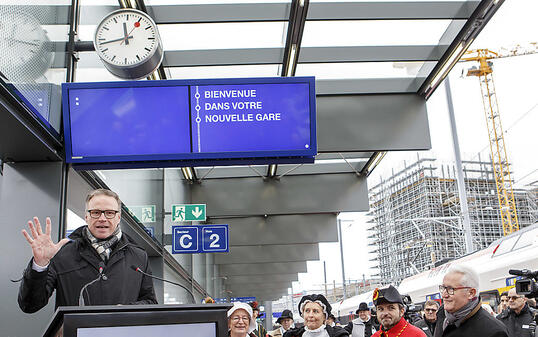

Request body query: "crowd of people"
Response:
[17, 188, 538, 337]
[228, 265, 538, 337]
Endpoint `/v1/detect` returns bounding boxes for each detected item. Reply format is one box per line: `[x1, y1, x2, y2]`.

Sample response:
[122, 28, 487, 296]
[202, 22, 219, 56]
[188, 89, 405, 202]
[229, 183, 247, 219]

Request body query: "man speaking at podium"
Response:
[18, 189, 157, 313]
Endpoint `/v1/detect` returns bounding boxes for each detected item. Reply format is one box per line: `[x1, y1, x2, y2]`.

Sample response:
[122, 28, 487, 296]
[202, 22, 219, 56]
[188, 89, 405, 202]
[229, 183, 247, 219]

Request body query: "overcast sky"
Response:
[292, 0, 538, 297]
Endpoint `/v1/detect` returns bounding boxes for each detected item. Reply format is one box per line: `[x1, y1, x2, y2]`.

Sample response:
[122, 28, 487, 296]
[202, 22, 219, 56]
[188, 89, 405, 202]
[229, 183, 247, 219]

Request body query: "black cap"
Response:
[373, 285, 403, 306]
[298, 294, 332, 318]
[356, 302, 370, 314]
[277, 309, 294, 324]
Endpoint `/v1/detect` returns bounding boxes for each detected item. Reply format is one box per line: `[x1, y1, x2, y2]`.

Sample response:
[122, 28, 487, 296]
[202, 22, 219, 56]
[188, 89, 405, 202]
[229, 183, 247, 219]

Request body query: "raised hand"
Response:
[22, 217, 69, 267]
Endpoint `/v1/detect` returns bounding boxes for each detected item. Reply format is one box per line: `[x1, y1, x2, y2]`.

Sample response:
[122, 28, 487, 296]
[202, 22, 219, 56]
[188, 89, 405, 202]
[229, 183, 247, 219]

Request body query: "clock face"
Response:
[0, 11, 52, 81]
[94, 9, 160, 68]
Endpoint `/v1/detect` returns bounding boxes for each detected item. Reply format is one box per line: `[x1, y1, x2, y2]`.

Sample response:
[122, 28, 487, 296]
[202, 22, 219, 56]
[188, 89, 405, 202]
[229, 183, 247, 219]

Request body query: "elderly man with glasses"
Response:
[413, 300, 440, 337]
[433, 265, 507, 337]
[497, 287, 536, 337]
[18, 189, 157, 313]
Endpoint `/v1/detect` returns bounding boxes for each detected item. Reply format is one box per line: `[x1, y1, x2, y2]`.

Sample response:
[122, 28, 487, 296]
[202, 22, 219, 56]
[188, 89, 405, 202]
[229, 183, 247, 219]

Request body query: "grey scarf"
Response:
[84, 225, 122, 262]
[443, 297, 479, 330]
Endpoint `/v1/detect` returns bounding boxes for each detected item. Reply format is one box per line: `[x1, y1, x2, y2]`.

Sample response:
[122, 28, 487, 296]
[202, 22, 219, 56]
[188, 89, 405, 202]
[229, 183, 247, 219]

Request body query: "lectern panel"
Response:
[44, 305, 230, 337]
[78, 322, 216, 337]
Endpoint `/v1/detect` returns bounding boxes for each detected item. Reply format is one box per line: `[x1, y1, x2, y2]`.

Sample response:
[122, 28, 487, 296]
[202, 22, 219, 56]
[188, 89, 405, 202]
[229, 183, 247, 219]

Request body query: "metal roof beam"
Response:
[25, 2, 479, 25]
[281, 0, 309, 77]
[299, 45, 449, 63]
[191, 173, 368, 217]
[227, 282, 292, 293]
[307, 1, 480, 20]
[224, 273, 299, 285]
[214, 243, 319, 264]
[219, 262, 308, 276]
[59, 45, 448, 68]
[316, 78, 425, 94]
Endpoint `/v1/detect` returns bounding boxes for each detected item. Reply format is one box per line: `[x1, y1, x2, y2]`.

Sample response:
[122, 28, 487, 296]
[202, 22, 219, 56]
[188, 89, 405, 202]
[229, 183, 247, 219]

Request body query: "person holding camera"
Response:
[497, 288, 536, 337]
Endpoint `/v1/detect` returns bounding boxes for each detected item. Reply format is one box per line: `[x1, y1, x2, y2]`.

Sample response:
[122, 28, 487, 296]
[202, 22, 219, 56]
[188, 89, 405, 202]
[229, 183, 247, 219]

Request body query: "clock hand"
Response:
[120, 26, 138, 45]
[123, 22, 130, 45]
[100, 36, 133, 45]
[8, 38, 40, 47]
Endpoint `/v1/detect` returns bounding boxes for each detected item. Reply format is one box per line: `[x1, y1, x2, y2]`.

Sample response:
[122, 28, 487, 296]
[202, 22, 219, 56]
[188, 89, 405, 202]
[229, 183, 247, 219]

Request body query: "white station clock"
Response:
[0, 10, 53, 81]
[94, 9, 164, 80]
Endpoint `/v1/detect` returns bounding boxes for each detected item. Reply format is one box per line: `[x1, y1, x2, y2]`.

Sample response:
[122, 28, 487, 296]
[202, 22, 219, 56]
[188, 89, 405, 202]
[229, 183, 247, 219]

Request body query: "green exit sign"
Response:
[127, 205, 156, 223]
[171, 204, 206, 222]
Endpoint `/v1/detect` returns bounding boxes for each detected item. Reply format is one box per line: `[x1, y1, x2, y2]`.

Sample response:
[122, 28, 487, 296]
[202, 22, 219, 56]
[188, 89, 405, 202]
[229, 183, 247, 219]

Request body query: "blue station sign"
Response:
[172, 224, 229, 254]
[62, 77, 316, 170]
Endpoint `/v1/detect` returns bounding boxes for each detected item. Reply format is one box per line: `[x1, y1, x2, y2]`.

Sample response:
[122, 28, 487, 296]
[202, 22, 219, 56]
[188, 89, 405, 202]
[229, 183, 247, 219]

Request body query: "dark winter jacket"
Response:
[18, 226, 157, 313]
[497, 303, 535, 337]
[284, 325, 349, 337]
[433, 304, 508, 337]
[414, 317, 436, 337]
[344, 318, 376, 337]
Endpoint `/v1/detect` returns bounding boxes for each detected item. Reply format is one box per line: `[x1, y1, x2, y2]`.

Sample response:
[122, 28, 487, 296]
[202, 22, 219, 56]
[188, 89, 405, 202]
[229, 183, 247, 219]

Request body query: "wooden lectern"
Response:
[42, 304, 231, 337]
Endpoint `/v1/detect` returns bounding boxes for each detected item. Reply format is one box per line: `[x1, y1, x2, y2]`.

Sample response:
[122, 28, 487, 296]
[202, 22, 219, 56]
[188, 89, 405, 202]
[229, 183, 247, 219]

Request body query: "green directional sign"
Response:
[172, 204, 206, 222]
[127, 205, 156, 223]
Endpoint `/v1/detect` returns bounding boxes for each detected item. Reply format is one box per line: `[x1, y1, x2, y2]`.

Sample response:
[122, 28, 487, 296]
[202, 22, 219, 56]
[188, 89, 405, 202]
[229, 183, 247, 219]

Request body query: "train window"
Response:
[492, 236, 519, 256]
[512, 229, 538, 251]
[479, 291, 499, 313]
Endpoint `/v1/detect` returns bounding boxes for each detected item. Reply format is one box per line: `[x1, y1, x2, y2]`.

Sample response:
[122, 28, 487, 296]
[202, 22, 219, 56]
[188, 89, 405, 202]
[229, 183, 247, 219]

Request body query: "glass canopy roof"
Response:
[0, 0, 501, 172]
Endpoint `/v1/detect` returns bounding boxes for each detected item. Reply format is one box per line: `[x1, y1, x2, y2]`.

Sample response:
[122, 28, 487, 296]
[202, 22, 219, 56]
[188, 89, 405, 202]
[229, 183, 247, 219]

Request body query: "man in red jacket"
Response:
[371, 285, 426, 337]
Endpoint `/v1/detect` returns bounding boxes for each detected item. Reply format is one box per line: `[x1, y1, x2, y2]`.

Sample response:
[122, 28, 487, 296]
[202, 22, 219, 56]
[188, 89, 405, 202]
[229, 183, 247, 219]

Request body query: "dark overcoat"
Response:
[18, 226, 157, 313]
[433, 304, 508, 337]
[497, 303, 535, 337]
[413, 317, 435, 337]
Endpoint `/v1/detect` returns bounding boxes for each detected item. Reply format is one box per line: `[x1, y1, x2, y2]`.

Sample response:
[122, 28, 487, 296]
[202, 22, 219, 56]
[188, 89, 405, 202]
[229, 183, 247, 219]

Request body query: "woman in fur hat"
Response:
[284, 294, 349, 337]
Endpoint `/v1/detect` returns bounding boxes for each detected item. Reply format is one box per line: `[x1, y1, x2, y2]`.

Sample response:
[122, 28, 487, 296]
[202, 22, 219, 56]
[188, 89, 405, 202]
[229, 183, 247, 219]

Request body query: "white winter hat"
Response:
[227, 302, 257, 333]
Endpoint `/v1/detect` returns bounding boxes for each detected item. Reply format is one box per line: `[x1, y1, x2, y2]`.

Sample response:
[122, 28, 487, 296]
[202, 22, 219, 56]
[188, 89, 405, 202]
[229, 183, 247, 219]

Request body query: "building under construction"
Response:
[368, 156, 538, 285]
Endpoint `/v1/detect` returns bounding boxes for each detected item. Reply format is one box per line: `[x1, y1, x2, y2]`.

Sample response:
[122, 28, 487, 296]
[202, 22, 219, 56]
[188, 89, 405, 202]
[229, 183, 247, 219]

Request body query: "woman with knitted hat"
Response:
[284, 294, 349, 337]
[228, 302, 258, 337]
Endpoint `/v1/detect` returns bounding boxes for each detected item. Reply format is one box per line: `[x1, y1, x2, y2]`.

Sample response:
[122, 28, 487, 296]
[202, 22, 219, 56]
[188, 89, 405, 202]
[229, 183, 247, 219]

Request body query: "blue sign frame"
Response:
[172, 224, 229, 254]
[171, 226, 199, 254]
[62, 77, 316, 170]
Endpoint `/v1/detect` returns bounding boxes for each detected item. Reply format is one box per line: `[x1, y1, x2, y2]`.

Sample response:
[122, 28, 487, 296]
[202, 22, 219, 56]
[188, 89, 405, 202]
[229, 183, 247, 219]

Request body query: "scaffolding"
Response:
[368, 155, 538, 285]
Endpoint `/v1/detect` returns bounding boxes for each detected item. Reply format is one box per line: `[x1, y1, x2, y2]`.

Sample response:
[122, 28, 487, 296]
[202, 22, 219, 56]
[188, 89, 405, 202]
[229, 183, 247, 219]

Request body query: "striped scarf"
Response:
[84, 225, 122, 262]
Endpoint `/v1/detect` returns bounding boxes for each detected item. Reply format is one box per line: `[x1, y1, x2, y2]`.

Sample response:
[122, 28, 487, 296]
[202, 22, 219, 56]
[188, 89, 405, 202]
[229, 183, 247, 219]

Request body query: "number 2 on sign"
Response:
[209, 234, 220, 248]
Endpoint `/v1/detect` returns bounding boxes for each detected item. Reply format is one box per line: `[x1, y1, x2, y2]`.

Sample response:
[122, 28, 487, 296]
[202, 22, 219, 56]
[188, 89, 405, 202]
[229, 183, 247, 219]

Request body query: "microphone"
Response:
[509, 269, 538, 279]
[509, 269, 526, 276]
[98, 262, 108, 281]
[130, 265, 195, 304]
[78, 262, 107, 306]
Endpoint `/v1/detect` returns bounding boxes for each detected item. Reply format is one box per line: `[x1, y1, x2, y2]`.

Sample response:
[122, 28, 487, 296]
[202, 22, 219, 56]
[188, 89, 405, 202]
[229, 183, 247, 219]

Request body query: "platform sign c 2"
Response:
[171, 224, 228, 254]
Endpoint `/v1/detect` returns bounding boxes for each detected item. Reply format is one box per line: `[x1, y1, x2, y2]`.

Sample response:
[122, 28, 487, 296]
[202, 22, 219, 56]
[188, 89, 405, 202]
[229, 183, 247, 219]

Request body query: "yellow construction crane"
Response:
[460, 43, 537, 236]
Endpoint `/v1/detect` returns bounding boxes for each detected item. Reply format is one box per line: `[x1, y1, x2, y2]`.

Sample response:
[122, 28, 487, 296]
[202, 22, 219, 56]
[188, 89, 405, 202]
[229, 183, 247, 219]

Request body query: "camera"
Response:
[509, 269, 538, 298]
[402, 294, 422, 324]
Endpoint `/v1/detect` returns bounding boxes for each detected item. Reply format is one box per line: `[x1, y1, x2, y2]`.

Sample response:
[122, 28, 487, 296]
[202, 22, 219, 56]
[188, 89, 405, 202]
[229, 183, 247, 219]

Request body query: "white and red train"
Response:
[333, 223, 538, 321]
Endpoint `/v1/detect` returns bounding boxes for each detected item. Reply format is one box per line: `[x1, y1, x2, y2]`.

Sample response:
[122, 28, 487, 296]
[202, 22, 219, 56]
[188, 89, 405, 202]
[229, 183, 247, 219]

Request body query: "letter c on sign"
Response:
[180, 234, 193, 248]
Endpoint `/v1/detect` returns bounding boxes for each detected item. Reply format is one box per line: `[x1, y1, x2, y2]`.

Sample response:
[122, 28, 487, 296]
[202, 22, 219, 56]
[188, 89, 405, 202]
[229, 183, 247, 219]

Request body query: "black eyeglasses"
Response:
[439, 285, 471, 295]
[509, 296, 523, 301]
[87, 209, 119, 219]
[424, 309, 438, 313]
